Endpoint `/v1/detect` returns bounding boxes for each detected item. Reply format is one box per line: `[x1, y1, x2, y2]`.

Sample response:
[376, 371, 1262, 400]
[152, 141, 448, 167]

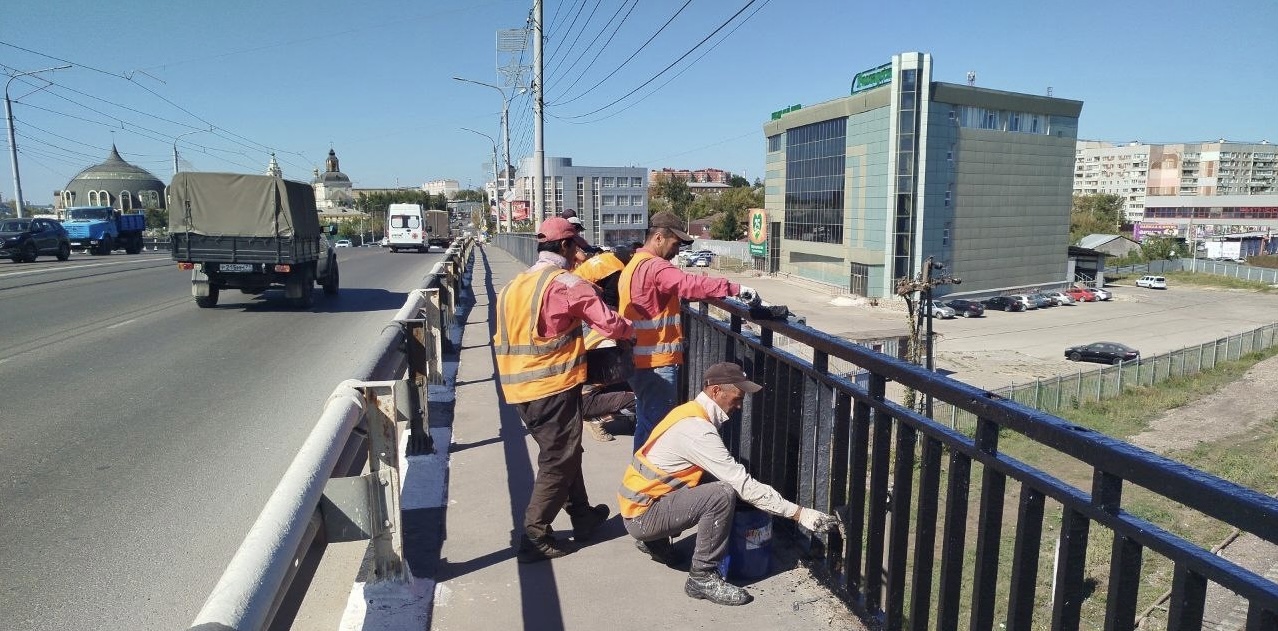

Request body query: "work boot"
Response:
[569, 504, 610, 542]
[635, 537, 687, 567]
[585, 416, 615, 442]
[517, 533, 574, 564]
[684, 569, 752, 606]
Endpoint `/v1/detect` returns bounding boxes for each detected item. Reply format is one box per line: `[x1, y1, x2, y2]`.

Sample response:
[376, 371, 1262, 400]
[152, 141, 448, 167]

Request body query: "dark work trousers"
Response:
[515, 384, 590, 540]
[581, 387, 635, 420]
[623, 480, 736, 573]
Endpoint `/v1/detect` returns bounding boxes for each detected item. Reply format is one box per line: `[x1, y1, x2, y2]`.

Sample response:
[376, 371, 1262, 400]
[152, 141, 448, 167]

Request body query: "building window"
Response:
[850, 262, 869, 297]
[603, 177, 615, 188]
[944, 186, 951, 207]
[943, 222, 951, 246]
[616, 214, 629, 225]
[120, 191, 132, 211]
[617, 196, 629, 206]
[602, 213, 615, 224]
[982, 109, 1000, 130]
[632, 176, 643, 187]
[631, 213, 643, 224]
[602, 195, 615, 206]
[631, 195, 644, 206]
[767, 134, 782, 152]
[782, 118, 846, 244]
[1008, 111, 1021, 132]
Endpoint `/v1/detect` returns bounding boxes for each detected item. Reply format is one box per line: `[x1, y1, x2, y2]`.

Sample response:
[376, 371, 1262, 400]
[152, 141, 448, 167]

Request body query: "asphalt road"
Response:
[0, 245, 443, 631]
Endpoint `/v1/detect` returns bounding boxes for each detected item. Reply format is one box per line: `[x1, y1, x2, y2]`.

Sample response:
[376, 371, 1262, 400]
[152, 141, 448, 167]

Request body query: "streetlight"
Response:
[460, 127, 499, 235]
[453, 76, 524, 233]
[5, 65, 71, 218]
[173, 128, 209, 176]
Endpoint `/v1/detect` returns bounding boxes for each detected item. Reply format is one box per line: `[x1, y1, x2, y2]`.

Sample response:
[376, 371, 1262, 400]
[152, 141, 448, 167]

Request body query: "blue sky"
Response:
[3, 0, 1276, 205]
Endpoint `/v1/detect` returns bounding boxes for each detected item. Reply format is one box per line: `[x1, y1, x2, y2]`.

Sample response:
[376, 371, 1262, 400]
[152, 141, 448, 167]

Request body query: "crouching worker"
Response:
[616, 362, 840, 606]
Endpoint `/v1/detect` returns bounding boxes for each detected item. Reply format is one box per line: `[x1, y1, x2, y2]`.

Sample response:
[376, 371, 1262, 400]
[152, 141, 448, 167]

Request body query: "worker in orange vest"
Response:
[618, 362, 839, 605]
[493, 217, 635, 563]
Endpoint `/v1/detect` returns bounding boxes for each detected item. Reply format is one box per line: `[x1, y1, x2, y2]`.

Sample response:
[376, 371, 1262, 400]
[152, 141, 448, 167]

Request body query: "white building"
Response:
[510, 157, 648, 247]
[1074, 140, 1278, 223]
[423, 179, 461, 199]
[312, 149, 353, 210]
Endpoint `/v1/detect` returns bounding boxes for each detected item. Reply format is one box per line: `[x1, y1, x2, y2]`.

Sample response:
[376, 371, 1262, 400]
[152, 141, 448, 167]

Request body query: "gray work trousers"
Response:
[622, 480, 736, 573]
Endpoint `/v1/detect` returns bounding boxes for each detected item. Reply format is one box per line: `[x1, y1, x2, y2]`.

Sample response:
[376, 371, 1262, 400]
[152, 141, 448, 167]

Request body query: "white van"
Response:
[387, 203, 428, 253]
[1136, 275, 1167, 289]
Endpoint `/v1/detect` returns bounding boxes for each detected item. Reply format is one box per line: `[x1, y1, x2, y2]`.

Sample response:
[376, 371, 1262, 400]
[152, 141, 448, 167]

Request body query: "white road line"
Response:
[106, 318, 137, 329]
[0, 256, 170, 278]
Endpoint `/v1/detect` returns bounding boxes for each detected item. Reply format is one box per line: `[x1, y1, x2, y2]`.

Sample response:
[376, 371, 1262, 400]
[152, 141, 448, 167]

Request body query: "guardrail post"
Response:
[363, 382, 409, 582]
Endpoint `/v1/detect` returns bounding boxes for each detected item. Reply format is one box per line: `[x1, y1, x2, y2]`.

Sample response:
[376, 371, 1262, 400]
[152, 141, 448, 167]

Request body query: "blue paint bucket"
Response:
[719, 506, 772, 579]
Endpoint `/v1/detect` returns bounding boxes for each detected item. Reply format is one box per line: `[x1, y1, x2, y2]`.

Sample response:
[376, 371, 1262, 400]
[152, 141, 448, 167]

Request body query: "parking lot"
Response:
[701, 265, 1278, 391]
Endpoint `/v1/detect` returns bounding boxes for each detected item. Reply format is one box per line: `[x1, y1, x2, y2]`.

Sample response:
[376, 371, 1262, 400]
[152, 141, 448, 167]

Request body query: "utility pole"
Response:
[6, 65, 71, 218]
[460, 127, 499, 235]
[895, 255, 961, 418]
[532, 0, 545, 230]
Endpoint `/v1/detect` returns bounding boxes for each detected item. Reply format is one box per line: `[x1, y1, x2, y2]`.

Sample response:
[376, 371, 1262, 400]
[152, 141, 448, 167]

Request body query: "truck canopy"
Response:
[168, 172, 321, 238]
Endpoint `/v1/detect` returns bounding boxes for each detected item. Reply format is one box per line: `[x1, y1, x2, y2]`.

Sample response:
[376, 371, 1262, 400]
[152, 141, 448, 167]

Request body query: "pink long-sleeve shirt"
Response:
[531, 251, 634, 341]
[625, 247, 739, 320]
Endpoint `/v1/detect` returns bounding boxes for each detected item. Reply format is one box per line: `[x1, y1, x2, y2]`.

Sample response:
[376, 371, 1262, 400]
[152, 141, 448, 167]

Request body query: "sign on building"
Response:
[850, 62, 892, 94]
[748, 209, 768, 257]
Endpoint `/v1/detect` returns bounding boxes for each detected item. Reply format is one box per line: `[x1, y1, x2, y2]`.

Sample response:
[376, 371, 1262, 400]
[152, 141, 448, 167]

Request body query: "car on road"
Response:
[1065, 341, 1140, 365]
[692, 254, 711, 267]
[0, 217, 72, 263]
[1045, 291, 1074, 305]
[334, 239, 353, 248]
[944, 299, 986, 318]
[981, 296, 1026, 312]
[920, 300, 956, 319]
[1136, 275, 1167, 289]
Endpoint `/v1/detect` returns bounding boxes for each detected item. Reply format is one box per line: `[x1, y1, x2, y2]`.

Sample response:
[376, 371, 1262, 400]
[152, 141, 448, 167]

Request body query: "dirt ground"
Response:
[1128, 353, 1278, 453]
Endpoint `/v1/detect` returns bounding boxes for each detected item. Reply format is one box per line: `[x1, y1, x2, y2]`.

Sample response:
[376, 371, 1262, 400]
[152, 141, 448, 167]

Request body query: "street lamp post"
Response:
[461, 127, 499, 235]
[453, 76, 522, 234]
[5, 65, 71, 218]
[172, 128, 208, 176]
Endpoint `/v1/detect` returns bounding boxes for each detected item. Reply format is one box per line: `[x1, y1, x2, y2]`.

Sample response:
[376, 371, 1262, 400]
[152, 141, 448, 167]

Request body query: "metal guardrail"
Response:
[1107, 258, 1278, 285]
[186, 238, 473, 631]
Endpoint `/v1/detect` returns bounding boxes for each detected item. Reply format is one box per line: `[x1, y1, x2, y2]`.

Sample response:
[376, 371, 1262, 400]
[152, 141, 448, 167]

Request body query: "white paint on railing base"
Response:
[338, 579, 432, 631]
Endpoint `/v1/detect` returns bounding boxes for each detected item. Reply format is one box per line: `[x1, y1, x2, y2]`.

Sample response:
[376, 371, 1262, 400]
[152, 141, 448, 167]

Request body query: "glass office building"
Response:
[763, 52, 1083, 298]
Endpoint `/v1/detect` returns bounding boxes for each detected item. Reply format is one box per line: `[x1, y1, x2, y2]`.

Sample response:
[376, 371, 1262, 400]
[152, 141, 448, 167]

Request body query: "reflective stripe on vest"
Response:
[618, 251, 683, 369]
[493, 266, 588, 403]
[616, 400, 708, 518]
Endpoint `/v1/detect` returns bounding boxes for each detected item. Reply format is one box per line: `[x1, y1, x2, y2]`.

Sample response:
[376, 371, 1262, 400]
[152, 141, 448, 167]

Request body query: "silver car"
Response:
[1046, 291, 1074, 305]
[920, 299, 957, 319]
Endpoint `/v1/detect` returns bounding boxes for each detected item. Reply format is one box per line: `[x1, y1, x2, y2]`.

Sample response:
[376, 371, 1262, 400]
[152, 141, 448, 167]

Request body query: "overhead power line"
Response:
[545, 0, 640, 95]
[544, 0, 603, 82]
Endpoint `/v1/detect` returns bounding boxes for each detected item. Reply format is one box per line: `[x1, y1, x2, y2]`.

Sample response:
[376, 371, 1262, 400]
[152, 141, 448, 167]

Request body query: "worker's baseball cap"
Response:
[537, 217, 590, 249]
[702, 362, 762, 393]
[648, 211, 694, 243]
[561, 209, 585, 232]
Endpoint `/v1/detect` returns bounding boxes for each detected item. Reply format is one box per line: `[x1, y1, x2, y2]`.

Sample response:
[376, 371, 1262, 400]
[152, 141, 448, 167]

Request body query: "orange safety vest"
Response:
[577, 252, 627, 351]
[618, 251, 682, 369]
[492, 266, 588, 404]
[617, 400, 710, 518]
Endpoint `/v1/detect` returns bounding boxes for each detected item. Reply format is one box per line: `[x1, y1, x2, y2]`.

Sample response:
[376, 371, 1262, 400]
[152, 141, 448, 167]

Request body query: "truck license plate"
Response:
[220, 263, 253, 272]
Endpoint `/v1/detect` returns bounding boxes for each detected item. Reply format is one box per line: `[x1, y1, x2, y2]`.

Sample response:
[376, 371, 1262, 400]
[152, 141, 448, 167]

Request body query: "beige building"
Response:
[423, 179, 461, 199]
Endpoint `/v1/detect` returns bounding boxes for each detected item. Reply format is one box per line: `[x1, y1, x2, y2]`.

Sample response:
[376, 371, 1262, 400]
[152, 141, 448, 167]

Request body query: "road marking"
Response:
[106, 318, 137, 329]
[0, 256, 170, 278]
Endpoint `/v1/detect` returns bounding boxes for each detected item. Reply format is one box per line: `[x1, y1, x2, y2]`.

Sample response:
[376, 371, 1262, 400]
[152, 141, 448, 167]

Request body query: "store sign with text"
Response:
[851, 62, 892, 94]
[748, 209, 768, 257]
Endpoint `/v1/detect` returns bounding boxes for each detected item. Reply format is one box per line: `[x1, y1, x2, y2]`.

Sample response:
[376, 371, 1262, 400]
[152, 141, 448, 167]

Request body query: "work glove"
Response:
[737, 285, 761, 307]
[796, 507, 839, 533]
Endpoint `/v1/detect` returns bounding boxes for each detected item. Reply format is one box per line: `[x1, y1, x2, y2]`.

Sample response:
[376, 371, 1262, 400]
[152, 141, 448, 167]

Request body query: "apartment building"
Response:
[1074, 140, 1278, 223]
[511, 157, 648, 246]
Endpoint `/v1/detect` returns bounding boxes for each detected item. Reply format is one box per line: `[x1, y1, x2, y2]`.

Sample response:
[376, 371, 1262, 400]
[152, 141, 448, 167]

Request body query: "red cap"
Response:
[537, 217, 590, 249]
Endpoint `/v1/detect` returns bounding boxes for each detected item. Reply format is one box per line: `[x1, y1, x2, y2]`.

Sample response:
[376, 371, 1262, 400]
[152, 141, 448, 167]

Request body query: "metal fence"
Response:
[936, 322, 1278, 432]
[491, 236, 1278, 629]
[187, 238, 472, 631]
[1107, 258, 1278, 285]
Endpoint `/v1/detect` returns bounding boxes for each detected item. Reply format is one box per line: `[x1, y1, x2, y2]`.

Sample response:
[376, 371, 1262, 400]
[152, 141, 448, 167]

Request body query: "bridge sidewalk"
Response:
[422, 245, 864, 630]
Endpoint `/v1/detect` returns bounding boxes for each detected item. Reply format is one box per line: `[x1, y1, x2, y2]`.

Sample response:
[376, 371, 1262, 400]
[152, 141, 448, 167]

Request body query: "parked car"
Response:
[1064, 286, 1097, 302]
[944, 299, 986, 318]
[1136, 275, 1167, 289]
[919, 300, 956, 319]
[1009, 294, 1039, 310]
[334, 239, 353, 248]
[1089, 287, 1112, 300]
[0, 217, 72, 262]
[1064, 341, 1140, 365]
[692, 254, 712, 268]
[1045, 291, 1074, 305]
[981, 296, 1026, 312]
[1028, 292, 1056, 308]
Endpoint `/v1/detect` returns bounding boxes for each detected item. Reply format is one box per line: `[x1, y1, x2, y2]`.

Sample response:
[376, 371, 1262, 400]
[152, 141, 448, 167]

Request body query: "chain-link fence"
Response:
[1107, 258, 1278, 284]
[935, 322, 1278, 432]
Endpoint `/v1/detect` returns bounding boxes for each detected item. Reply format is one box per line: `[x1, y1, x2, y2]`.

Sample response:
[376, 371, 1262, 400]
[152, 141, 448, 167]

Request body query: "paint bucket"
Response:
[719, 506, 772, 579]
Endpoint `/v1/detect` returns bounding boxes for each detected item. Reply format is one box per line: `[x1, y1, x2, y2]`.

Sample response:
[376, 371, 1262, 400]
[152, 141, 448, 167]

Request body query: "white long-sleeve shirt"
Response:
[643, 392, 799, 518]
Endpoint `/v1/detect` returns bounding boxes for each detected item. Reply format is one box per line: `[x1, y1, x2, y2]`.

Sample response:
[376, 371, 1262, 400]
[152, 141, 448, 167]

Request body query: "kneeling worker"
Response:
[617, 362, 840, 606]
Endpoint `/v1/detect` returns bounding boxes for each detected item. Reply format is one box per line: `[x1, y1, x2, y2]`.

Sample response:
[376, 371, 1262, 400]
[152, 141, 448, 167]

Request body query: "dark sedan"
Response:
[944, 299, 986, 317]
[981, 296, 1025, 312]
[0, 217, 72, 263]
[1065, 342, 1140, 365]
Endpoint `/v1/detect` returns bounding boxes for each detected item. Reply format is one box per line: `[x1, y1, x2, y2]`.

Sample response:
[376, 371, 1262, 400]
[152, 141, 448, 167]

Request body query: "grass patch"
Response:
[1159, 270, 1276, 292]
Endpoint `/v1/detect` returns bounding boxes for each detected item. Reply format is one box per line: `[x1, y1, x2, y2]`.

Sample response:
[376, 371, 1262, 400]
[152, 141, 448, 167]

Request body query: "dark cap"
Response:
[703, 362, 762, 393]
[561, 209, 577, 219]
[648, 211, 694, 243]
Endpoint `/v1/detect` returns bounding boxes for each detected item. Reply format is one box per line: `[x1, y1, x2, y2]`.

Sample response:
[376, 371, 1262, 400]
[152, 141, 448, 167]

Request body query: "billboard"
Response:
[748, 209, 768, 257]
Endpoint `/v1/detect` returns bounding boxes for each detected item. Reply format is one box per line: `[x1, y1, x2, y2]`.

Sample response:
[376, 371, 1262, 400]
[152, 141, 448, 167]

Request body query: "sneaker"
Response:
[585, 417, 615, 442]
[635, 537, 687, 567]
[684, 569, 752, 606]
[570, 504, 610, 542]
[517, 534, 574, 563]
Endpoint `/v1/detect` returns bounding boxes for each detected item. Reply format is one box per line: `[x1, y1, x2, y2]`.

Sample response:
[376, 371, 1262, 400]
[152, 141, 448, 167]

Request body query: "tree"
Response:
[656, 177, 693, 223]
[709, 207, 743, 241]
[455, 189, 486, 203]
[1070, 193, 1125, 243]
[1140, 235, 1181, 261]
[728, 174, 750, 188]
[144, 207, 169, 232]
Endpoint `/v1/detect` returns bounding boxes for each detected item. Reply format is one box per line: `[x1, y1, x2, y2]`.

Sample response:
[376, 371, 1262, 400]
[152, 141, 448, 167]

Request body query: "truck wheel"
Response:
[195, 287, 220, 308]
[94, 236, 113, 256]
[322, 263, 339, 295]
[56, 242, 71, 261]
[288, 267, 315, 309]
[125, 235, 142, 254]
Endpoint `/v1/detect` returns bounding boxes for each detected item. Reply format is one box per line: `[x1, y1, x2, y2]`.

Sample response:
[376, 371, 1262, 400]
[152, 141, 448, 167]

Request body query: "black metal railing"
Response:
[492, 235, 1278, 629]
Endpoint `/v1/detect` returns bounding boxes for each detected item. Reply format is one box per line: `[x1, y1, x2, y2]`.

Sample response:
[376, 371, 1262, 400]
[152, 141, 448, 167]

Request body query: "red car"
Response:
[1064, 287, 1097, 302]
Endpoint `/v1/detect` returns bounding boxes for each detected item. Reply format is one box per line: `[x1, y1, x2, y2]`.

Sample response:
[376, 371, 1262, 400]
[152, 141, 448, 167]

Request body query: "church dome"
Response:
[61, 145, 166, 210]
